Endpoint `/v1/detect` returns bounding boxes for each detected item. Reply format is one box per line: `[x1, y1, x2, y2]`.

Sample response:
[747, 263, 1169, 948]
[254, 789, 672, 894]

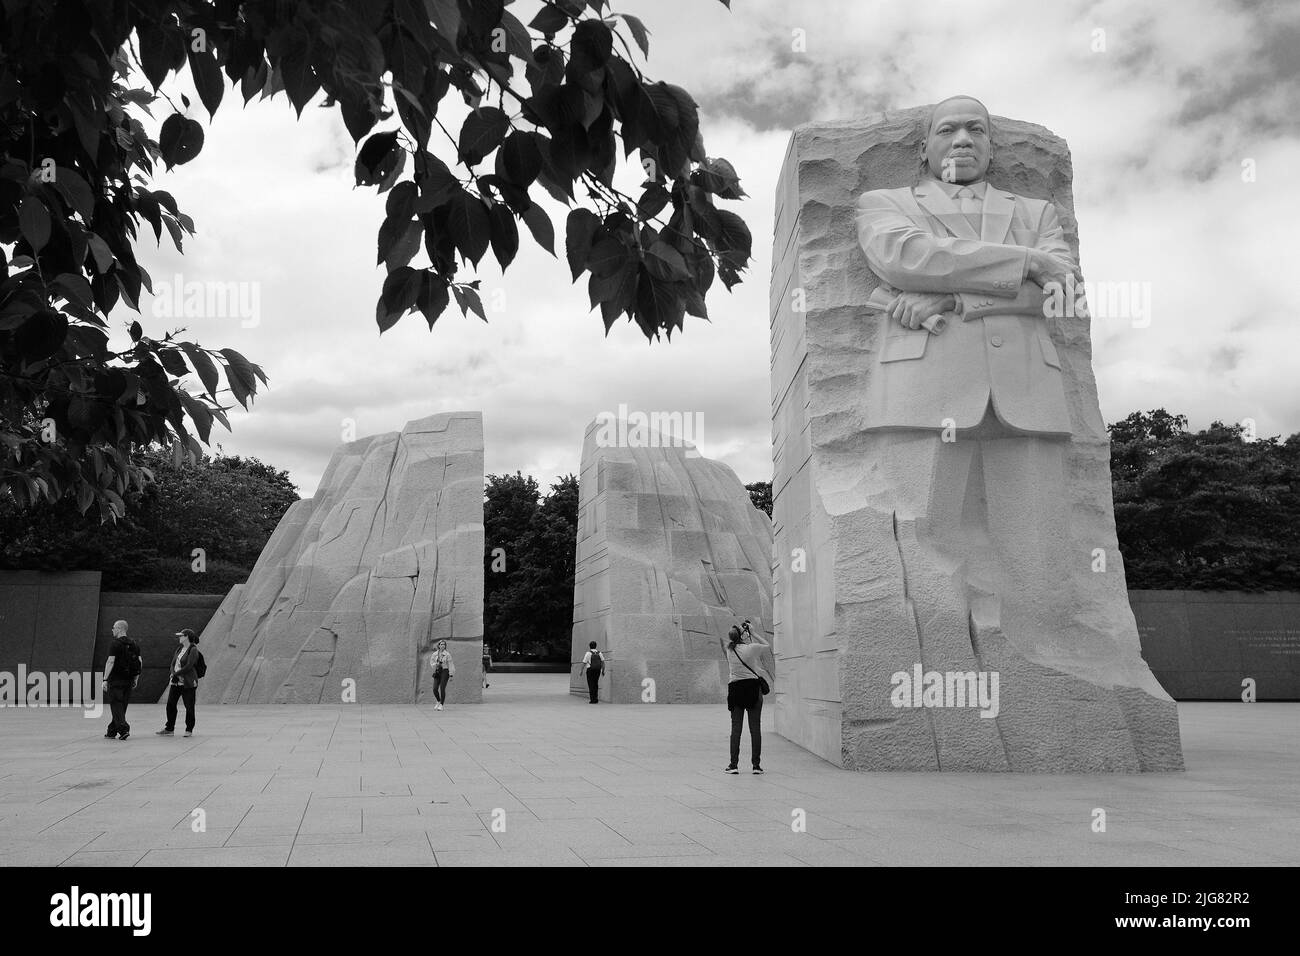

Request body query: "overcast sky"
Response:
[125, 0, 1300, 497]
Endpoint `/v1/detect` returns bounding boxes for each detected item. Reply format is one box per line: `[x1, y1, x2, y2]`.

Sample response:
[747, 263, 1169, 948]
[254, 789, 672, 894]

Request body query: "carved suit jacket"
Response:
[854, 179, 1074, 436]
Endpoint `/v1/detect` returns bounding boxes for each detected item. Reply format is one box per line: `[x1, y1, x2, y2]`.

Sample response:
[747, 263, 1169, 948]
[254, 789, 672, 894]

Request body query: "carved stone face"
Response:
[924, 98, 992, 184]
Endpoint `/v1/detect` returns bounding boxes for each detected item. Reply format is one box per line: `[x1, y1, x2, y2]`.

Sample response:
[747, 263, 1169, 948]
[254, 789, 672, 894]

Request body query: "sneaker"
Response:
[155, 729, 173, 736]
[117, 732, 129, 740]
[434, 703, 442, 711]
[103, 732, 117, 739]
[723, 766, 739, 774]
[752, 767, 764, 774]
[183, 731, 193, 737]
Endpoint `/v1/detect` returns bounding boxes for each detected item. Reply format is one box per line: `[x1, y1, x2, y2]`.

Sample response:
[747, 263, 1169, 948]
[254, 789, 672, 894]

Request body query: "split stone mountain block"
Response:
[190, 411, 484, 704]
[571, 417, 774, 703]
[770, 106, 1184, 771]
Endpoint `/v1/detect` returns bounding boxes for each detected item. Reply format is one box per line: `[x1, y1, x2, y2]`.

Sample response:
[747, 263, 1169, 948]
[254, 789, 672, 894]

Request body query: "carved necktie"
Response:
[955, 186, 982, 231]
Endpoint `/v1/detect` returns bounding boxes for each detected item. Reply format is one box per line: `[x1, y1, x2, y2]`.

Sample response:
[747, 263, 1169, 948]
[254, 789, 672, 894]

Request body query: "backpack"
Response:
[195, 651, 207, 680]
[120, 639, 143, 679]
[589, 650, 603, 675]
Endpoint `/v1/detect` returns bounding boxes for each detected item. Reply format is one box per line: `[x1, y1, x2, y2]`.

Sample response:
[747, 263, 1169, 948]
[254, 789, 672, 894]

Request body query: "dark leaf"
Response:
[528, 5, 571, 35]
[385, 181, 419, 220]
[637, 183, 670, 220]
[159, 114, 204, 168]
[355, 130, 400, 186]
[616, 13, 651, 59]
[18, 197, 51, 251]
[459, 107, 511, 166]
[521, 203, 555, 256]
[379, 266, 423, 331]
[452, 284, 487, 322]
[565, 208, 600, 280]
[188, 48, 225, 120]
[570, 19, 613, 73]
[446, 191, 492, 266]
[181, 343, 220, 399]
[497, 130, 542, 186]
[219, 348, 262, 409]
[488, 202, 519, 270]
[51, 167, 95, 220]
[645, 240, 690, 281]
[416, 272, 450, 329]
[714, 208, 752, 269]
[176, 389, 214, 444]
[156, 346, 190, 378]
[15, 309, 68, 361]
[635, 267, 682, 338]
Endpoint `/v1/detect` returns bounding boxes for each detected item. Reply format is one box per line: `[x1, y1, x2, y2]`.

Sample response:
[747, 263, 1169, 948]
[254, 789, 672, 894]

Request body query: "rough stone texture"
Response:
[196, 412, 484, 704]
[770, 108, 1184, 771]
[1132, 590, 1300, 700]
[570, 418, 774, 702]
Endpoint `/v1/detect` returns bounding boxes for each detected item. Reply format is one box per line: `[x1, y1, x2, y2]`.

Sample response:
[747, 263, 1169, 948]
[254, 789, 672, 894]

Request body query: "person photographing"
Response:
[723, 620, 774, 774]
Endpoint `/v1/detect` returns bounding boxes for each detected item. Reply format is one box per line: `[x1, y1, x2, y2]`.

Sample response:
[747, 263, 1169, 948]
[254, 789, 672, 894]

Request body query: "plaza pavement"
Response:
[1, 674, 1297, 867]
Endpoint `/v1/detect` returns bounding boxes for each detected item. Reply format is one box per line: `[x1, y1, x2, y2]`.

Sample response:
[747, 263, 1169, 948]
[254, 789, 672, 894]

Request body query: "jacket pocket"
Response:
[1037, 328, 1062, 369]
[880, 330, 929, 362]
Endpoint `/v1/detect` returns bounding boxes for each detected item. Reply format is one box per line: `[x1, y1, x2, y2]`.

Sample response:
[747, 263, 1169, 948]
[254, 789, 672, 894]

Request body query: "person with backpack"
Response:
[723, 620, 774, 774]
[580, 641, 605, 703]
[156, 629, 202, 737]
[102, 620, 142, 740]
[430, 639, 455, 710]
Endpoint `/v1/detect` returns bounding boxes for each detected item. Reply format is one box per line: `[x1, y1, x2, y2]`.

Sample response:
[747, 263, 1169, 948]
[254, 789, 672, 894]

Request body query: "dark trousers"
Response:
[586, 669, 600, 703]
[729, 695, 763, 768]
[433, 670, 450, 704]
[165, 684, 197, 732]
[106, 682, 132, 736]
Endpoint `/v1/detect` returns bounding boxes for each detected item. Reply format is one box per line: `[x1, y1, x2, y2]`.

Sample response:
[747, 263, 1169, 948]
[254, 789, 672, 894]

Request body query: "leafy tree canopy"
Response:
[1109, 409, 1300, 590]
[0, 444, 299, 591]
[1, 0, 749, 519]
[484, 470, 578, 658]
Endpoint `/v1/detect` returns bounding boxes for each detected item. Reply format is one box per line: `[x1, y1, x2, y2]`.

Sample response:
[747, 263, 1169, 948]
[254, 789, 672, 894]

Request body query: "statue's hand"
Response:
[887, 292, 956, 331]
[1026, 249, 1080, 291]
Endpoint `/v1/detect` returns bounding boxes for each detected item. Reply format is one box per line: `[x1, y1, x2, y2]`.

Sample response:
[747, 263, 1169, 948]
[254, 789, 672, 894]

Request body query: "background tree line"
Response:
[0, 445, 297, 591]
[2, 407, 1295, 637]
[483, 471, 579, 661]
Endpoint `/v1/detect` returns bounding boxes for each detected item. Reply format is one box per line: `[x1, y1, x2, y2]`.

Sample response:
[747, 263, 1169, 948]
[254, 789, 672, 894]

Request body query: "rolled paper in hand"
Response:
[921, 313, 947, 334]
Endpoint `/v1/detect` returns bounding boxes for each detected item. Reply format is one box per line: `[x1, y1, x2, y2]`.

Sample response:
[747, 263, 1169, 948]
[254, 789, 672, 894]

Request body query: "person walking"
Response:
[156, 629, 201, 737]
[579, 641, 604, 703]
[102, 620, 142, 740]
[723, 620, 773, 774]
[430, 640, 455, 710]
[481, 642, 491, 690]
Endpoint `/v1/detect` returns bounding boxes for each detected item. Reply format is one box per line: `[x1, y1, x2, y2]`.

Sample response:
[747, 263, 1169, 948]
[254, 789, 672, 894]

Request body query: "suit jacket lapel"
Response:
[912, 180, 979, 241]
[980, 187, 1015, 243]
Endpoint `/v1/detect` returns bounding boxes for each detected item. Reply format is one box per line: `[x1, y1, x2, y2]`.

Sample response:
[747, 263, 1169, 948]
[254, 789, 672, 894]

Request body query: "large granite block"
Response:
[194, 412, 485, 704]
[570, 417, 773, 702]
[770, 105, 1183, 771]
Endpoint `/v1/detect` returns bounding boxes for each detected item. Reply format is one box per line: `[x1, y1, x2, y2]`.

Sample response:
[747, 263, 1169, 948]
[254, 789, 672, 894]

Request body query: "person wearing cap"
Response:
[156, 628, 201, 737]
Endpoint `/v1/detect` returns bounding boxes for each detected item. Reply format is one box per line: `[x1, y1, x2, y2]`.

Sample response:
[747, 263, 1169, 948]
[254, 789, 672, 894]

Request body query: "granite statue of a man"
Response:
[765, 95, 1182, 771]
